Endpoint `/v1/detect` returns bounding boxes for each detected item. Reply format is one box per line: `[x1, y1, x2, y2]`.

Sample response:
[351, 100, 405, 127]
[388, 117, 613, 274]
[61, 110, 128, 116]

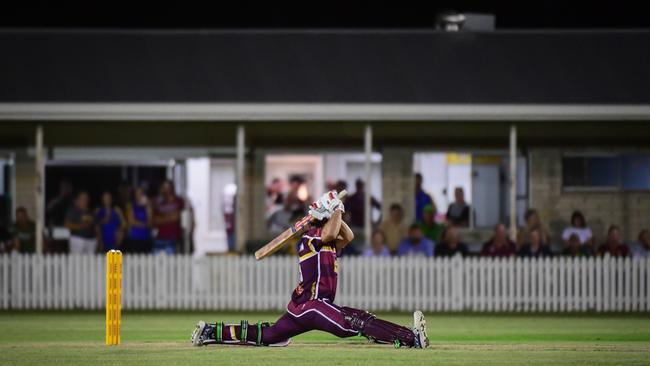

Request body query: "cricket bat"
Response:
[255, 190, 347, 260]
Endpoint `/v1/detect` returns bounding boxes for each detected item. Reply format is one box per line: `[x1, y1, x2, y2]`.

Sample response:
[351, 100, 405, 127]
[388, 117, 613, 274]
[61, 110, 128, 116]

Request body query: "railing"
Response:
[0, 254, 648, 312]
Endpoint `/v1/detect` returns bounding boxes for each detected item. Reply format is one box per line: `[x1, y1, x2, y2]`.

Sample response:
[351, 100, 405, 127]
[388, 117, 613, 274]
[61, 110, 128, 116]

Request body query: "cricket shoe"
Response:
[412, 310, 429, 349]
[191, 321, 216, 346]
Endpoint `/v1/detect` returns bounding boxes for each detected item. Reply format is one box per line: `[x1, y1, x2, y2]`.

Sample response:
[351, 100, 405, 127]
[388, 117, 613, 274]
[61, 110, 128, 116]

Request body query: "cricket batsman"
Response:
[191, 191, 429, 349]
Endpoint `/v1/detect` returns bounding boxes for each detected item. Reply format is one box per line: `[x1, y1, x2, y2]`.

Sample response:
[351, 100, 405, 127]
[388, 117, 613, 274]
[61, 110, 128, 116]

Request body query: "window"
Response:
[562, 154, 650, 191]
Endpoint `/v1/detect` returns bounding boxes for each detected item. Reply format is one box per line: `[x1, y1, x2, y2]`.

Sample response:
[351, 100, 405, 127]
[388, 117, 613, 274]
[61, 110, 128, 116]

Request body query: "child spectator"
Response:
[95, 191, 126, 251]
[446, 187, 470, 227]
[397, 224, 434, 257]
[597, 225, 629, 257]
[631, 229, 650, 258]
[563, 233, 591, 256]
[65, 191, 97, 254]
[9, 207, 36, 253]
[517, 229, 553, 258]
[436, 226, 468, 257]
[562, 211, 594, 250]
[379, 203, 408, 254]
[363, 230, 390, 257]
[414, 173, 435, 223]
[419, 204, 444, 244]
[517, 209, 550, 250]
[481, 223, 516, 257]
[125, 187, 153, 253]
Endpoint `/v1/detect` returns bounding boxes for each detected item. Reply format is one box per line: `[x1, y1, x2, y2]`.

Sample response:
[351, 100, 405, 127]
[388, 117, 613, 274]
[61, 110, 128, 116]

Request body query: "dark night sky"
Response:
[1, 2, 650, 29]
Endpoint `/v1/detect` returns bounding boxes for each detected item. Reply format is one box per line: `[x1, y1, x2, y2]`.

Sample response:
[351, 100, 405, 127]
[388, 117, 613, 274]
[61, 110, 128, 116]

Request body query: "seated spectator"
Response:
[481, 223, 516, 257]
[65, 191, 97, 254]
[446, 187, 470, 227]
[631, 229, 650, 258]
[95, 191, 126, 251]
[363, 230, 390, 257]
[379, 203, 408, 254]
[415, 173, 436, 222]
[125, 187, 153, 253]
[597, 225, 629, 257]
[436, 226, 469, 257]
[562, 211, 594, 250]
[153, 180, 185, 254]
[563, 233, 591, 256]
[419, 204, 444, 244]
[9, 207, 36, 253]
[517, 209, 550, 250]
[517, 229, 553, 258]
[346, 179, 381, 228]
[397, 224, 434, 257]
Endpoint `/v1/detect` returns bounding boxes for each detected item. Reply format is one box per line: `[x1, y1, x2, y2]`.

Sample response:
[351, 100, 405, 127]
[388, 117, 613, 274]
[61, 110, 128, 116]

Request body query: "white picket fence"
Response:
[0, 254, 648, 312]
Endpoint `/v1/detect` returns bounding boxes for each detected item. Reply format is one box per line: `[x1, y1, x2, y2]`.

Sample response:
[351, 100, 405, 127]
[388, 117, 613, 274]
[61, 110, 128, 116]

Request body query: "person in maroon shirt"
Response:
[597, 225, 629, 257]
[481, 223, 517, 257]
[191, 191, 429, 349]
[152, 180, 184, 254]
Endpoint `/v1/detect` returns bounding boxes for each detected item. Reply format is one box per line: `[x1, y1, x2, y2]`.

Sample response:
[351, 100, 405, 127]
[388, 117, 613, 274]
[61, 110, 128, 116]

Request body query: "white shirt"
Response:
[562, 226, 593, 244]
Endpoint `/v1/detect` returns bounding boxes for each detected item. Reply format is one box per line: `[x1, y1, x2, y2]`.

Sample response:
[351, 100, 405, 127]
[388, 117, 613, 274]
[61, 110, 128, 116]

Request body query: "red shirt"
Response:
[154, 196, 184, 241]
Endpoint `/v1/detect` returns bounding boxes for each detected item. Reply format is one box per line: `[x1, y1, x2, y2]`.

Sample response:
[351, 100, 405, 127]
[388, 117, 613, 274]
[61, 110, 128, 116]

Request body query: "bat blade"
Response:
[254, 189, 347, 260]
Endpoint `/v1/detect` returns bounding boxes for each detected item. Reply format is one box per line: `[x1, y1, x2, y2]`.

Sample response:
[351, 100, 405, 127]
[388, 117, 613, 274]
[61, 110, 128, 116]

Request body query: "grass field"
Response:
[2, 311, 650, 365]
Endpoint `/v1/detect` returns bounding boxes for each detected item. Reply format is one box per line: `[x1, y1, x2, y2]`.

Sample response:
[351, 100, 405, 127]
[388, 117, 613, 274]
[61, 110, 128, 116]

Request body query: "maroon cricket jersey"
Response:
[292, 226, 339, 304]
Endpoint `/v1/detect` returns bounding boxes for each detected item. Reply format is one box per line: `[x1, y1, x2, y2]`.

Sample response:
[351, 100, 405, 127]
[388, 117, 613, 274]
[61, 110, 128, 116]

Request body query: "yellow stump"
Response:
[105, 250, 123, 345]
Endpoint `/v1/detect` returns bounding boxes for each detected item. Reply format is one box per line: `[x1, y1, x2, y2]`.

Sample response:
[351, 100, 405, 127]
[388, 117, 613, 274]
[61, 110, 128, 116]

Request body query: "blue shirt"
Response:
[415, 189, 433, 222]
[397, 238, 435, 257]
[362, 247, 391, 257]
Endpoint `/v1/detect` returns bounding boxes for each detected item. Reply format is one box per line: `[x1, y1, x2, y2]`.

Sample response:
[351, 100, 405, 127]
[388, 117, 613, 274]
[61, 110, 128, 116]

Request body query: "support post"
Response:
[35, 126, 45, 254]
[509, 125, 518, 241]
[236, 125, 246, 253]
[364, 124, 372, 248]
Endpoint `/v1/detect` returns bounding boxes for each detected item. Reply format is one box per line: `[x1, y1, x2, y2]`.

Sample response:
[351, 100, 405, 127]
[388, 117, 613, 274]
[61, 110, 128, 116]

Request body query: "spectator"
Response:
[125, 187, 153, 253]
[414, 173, 435, 222]
[266, 177, 284, 215]
[563, 233, 591, 257]
[597, 225, 629, 257]
[363, 230, 390, 257]
[561, 211, 594, 250]
[9, 207, 36, 253]
[446, 187, 470, 227]
[223, 183, 237, 252]
[436, 226, 469, 257]
[284, 175, 310, 218]
[419, 204, 444, 244]
[397, 224, 434, 257]
[346, 179, 381, 228]
[481, 223, 516, 257]
[517, 209, 550, 250]
[631, 229, 650, 258]
[153, 180, 185, 254]
[65, 191, 97, 254]
[95, 191, 126, 251]
[379, 203, 408, 254]
[517, 229, 553, 258]
[46, 180, 74, 226]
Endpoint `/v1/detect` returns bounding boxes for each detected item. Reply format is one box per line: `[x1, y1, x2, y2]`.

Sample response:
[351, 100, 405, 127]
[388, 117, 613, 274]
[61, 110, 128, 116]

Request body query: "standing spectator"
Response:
[517, 209, 550, 250]
[9, 207, 36, 253]
[446, 187, 470, 227]
[561, 211, 594, 250]
[379, 203, 408, 254]
[46, 180, 74, 226]
[284, 175, 310, 218]
[481, 223, 516, 257]
[517, 229, 553, 258]
[597, 225, 629, 257]
[125, 187, 153, 253]
[346, 179, 381, 228]
[65, 191, 97, 254]
[631, 229, 650, 258]
[153, 180, 185, 254]
[223, 183, 237, 252]
[363, 230, 390, 257]
[563, 233, 591, 257]
[419, 204, 444, 244]
[414, 173, 435, 222]
[266, 177, 284, 216]
[436, 226, 469, 257]
[397, 224, 434, 257]
[95, 191, 126, 251]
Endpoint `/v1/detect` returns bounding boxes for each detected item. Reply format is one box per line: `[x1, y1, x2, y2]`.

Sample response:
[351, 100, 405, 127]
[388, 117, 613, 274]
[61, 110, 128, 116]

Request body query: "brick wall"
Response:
[529, 149, 650, 244]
